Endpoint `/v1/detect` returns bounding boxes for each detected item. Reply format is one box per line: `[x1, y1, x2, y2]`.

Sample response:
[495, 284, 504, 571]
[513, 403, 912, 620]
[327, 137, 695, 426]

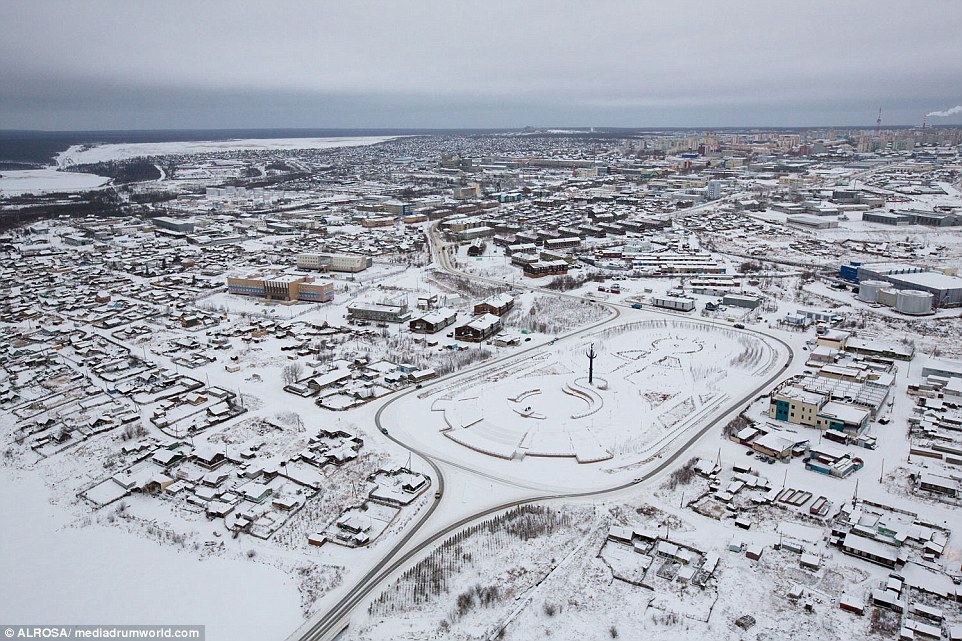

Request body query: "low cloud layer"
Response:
[2, 0, 960, 129]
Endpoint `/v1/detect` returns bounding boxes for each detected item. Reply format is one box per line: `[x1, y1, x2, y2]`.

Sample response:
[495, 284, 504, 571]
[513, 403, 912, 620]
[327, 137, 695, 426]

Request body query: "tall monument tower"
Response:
[586, 343, 597, 385]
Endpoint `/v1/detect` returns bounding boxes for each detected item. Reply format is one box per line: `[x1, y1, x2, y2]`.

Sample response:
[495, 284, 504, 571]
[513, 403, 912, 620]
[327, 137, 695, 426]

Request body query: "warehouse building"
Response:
[722, 293, 762, 309]
[297, 252, 372, 273]
[347, 301, 412, 323]
[786, 214, 839, 229]
[884, 272, 962, 308]
[152, 216, 196, 234]
[651, 295, 695, 312]
[856, 263, 962, 308]
[863, 211, 914, 226]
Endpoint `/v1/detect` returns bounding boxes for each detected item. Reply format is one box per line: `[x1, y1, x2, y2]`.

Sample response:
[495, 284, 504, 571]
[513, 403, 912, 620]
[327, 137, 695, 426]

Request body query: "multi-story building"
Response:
[473, 294, 514, 316]
[707, 180, 722, 200]
[297, 252, 372, 273]
[522, 260, 569, 278]
[347, 301, 411, 323]
[769, 383, 871, 435]
[152, 216, 196, 234]
[227, 275, 333, 303]
[454, 313, 502, 342]
[409, 308, 457, 334]
[769, 386, 827, 427]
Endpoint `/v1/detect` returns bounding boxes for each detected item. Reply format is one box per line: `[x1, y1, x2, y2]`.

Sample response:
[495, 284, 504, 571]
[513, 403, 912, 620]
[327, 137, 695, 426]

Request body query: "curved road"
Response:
[290, 224, 794, 641]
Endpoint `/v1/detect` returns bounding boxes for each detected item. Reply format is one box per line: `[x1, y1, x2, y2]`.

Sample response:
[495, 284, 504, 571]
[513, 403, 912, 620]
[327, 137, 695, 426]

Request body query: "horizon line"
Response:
[2, 123, 957, 135]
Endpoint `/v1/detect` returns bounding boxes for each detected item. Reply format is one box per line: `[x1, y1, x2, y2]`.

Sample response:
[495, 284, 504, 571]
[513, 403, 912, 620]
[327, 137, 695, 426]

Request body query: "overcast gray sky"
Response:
[2, 0, 961, 130]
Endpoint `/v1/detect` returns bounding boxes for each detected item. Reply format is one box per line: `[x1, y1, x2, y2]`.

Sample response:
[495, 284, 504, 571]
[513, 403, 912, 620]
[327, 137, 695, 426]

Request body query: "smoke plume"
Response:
[926, 105, 962, 118]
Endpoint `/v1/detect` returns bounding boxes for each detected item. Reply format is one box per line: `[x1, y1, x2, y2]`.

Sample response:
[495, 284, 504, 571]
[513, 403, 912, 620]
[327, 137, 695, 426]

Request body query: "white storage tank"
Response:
[895, 289, 934, 315]
[877, 287, 899, 307]
[857, 280, 889, 303]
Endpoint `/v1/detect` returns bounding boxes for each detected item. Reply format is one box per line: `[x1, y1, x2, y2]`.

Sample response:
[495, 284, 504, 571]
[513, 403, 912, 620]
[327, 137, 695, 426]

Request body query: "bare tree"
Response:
[282, 362, 305, 385]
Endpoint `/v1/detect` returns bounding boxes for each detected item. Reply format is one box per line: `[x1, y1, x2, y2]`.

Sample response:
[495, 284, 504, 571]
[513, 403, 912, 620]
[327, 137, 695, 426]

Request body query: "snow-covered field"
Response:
[0, 168, 109, 194]
[55, 136, 400, 166]
[0, 468, 303, 640]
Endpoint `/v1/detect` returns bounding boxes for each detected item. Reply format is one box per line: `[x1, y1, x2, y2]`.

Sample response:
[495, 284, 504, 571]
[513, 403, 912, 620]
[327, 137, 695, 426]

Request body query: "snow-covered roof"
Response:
[819, 401, 869, 424]
[466, 313, 501, 331]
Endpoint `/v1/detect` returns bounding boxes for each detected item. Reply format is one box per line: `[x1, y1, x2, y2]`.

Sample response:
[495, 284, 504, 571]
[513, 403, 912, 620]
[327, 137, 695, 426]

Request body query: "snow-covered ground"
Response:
[0, 168, 109, 194]
[55, 136, 401, 166]
[0, 468, 303, 640]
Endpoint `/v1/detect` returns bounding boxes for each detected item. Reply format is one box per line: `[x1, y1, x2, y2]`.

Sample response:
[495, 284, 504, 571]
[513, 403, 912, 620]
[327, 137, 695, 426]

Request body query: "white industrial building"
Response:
[297, 252, 372, 273]
[856, 263, 962, 308]
[651, 295, 695, 312]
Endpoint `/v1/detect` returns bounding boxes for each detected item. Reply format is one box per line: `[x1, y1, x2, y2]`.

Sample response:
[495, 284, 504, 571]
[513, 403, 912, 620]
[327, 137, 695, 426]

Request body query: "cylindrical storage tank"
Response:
[895, 289, 934, 315]
[857, 280, 888, 303]
[877, 287, 899, 307]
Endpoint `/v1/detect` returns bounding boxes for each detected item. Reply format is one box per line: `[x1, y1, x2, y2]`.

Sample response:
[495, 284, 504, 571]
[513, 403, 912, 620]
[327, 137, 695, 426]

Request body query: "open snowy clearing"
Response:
[0, 469, 303, 640]
[0, 168, 109, 194]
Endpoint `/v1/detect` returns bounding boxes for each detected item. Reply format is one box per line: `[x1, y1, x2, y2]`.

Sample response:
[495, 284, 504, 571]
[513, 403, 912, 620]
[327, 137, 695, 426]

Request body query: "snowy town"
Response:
[2, 123, 962, 641]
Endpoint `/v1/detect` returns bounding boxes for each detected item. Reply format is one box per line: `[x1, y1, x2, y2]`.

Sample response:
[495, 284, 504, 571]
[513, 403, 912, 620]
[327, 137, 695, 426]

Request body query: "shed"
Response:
[800, 553, 821, 571]
[839, 593, 865, 615]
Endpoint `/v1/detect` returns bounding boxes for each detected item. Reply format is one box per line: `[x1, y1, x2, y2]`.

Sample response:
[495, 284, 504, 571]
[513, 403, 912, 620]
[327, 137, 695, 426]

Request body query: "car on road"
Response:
[630, 303, 643, 309]
[379, 427, 388, 435]
[733, 323, 745, 329]
[434, 491, 442, 499]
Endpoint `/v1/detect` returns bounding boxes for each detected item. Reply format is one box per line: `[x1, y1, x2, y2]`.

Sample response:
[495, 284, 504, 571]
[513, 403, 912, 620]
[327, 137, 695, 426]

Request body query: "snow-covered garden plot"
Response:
[324, 501, 400, 547]
[384, 316, 781, 487]
[358, 505, 594, 640]
[503, 294, 609, 335]
[346, 492, 910, 641]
